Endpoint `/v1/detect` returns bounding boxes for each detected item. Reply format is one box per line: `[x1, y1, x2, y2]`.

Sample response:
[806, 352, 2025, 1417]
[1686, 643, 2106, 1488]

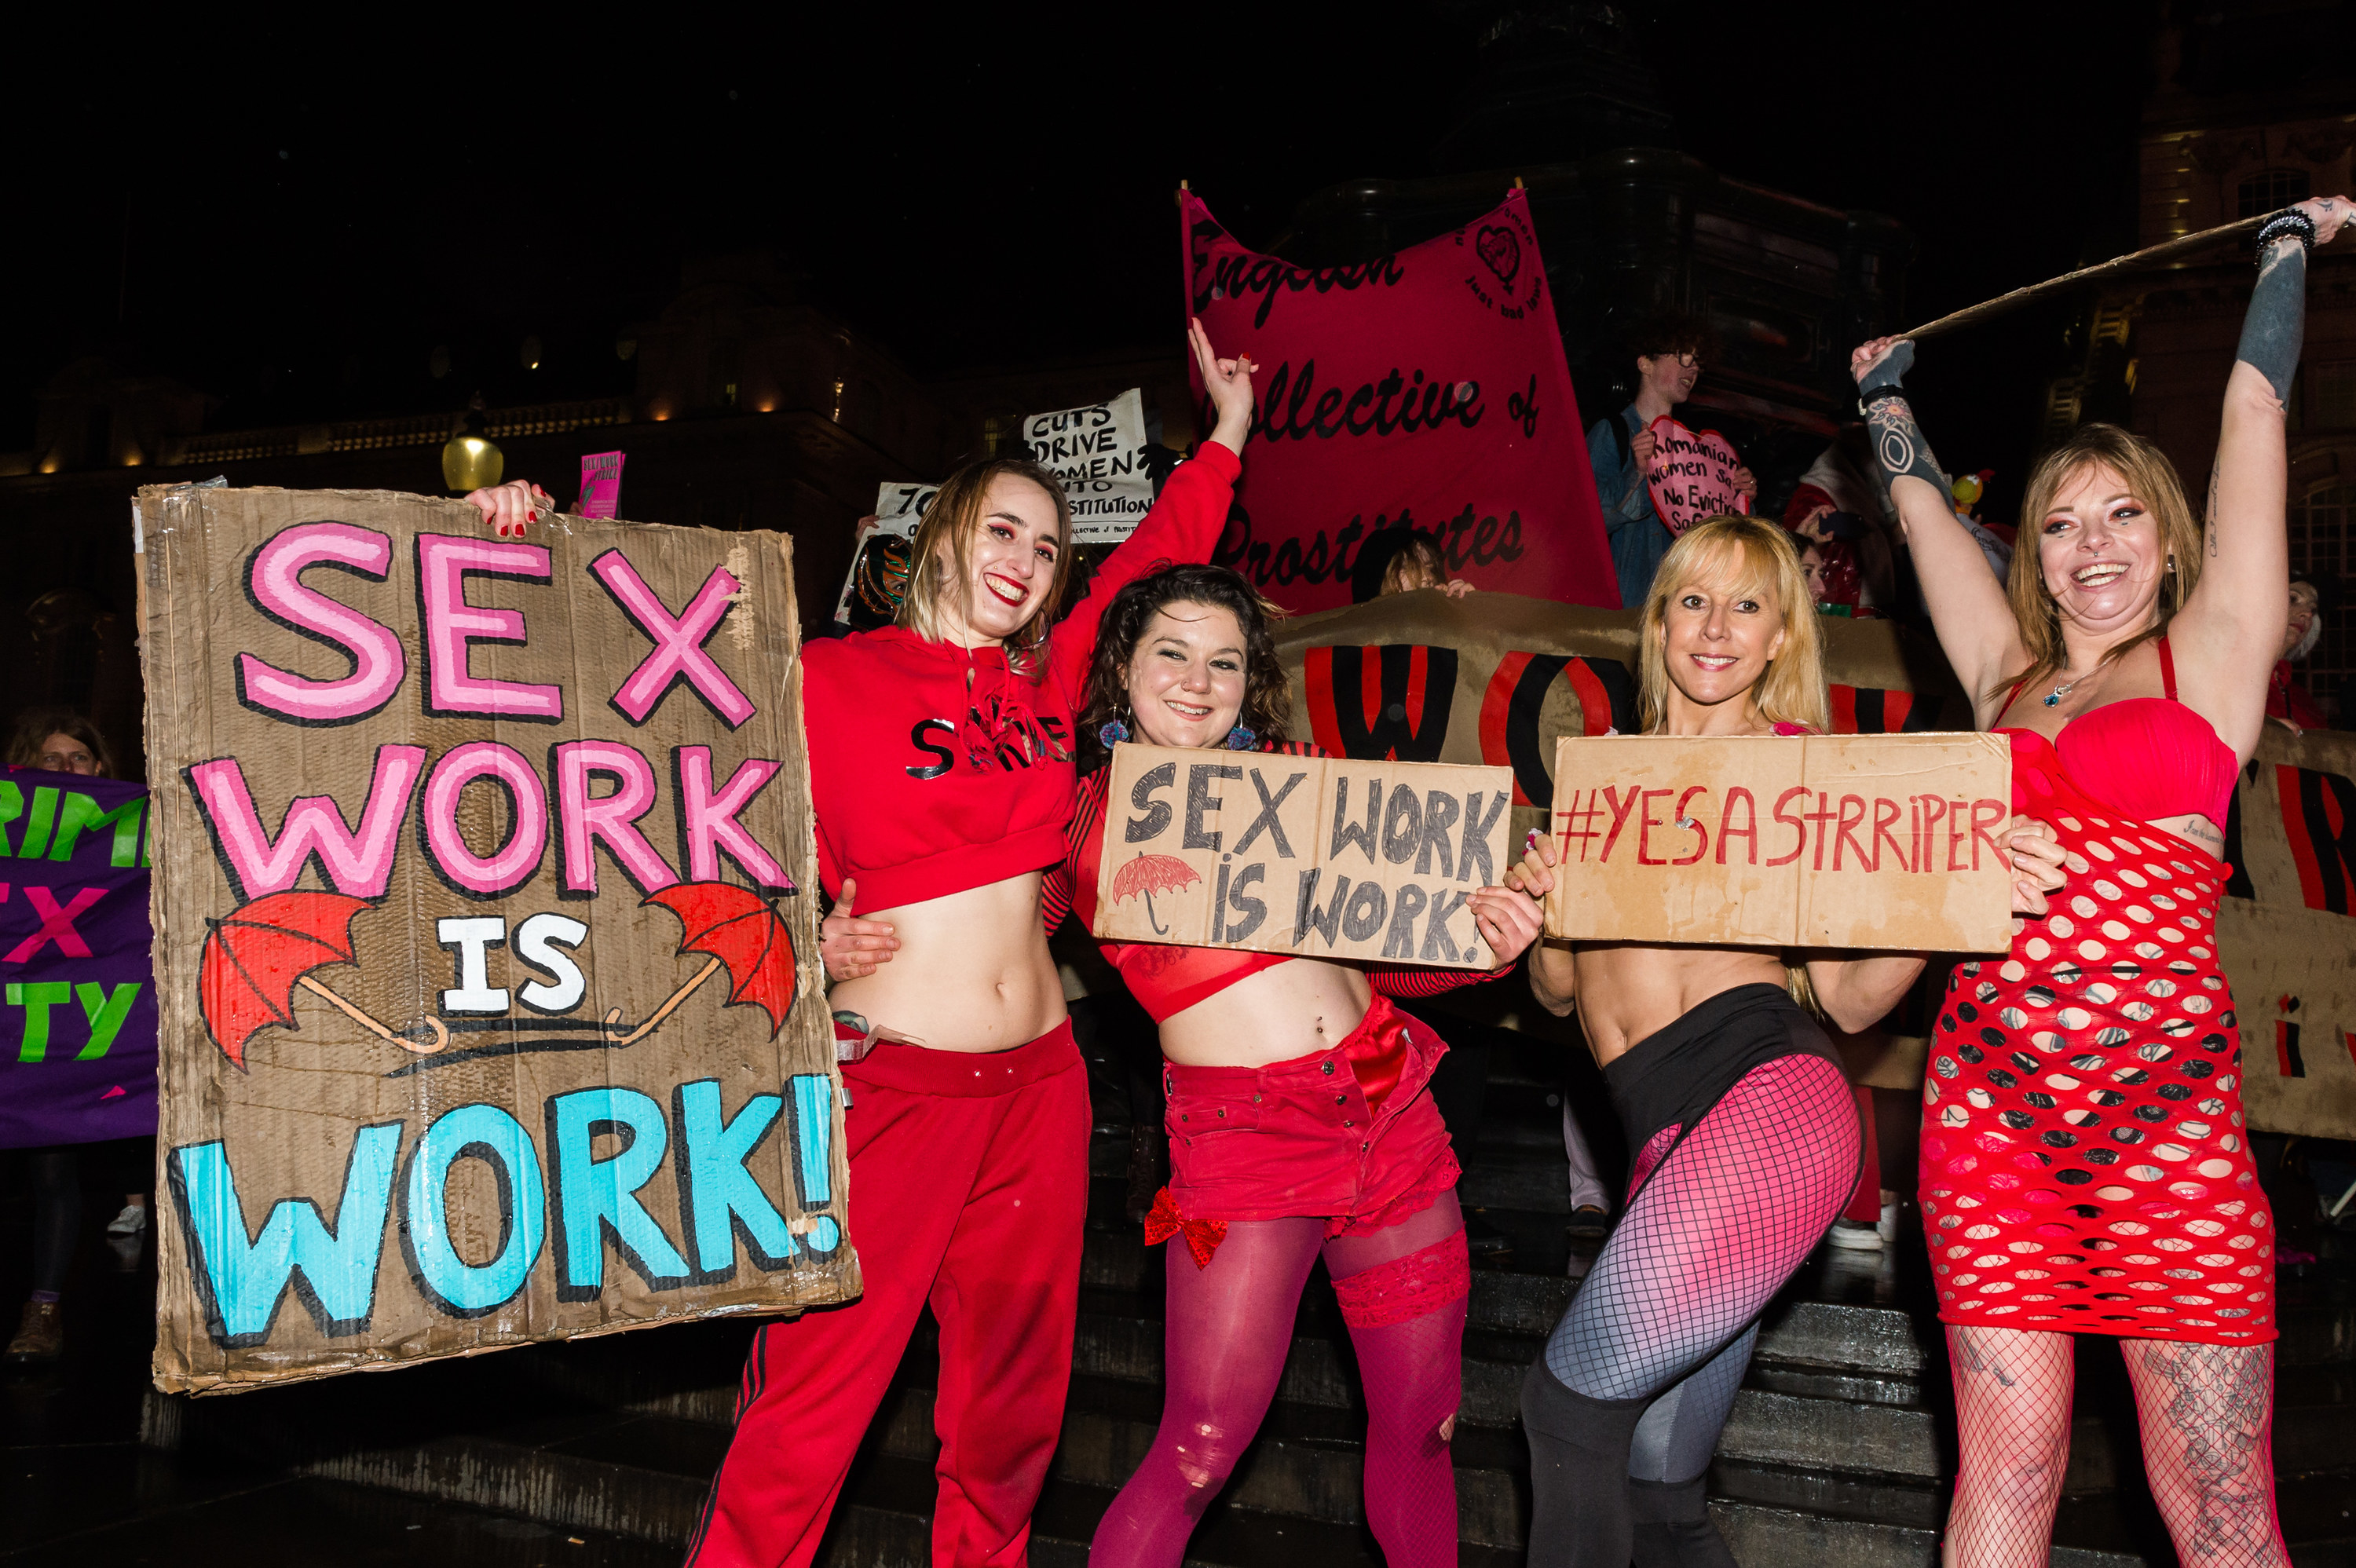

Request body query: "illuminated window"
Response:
[2288, 483, 2356, 707]
[2237, 168, 2310, 216]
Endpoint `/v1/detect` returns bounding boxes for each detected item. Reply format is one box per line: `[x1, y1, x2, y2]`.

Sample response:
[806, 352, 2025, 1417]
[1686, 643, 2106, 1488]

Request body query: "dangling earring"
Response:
[2164, 555, 2178, 574]
[1098, 707, 1131, 747]
[1224, 724, 1258, 751]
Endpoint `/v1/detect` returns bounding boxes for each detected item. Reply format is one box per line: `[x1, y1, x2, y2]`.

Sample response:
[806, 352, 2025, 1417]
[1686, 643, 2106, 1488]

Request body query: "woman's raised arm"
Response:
[1849, 338, 2026, 718]
[2171, 195, 2350, 761]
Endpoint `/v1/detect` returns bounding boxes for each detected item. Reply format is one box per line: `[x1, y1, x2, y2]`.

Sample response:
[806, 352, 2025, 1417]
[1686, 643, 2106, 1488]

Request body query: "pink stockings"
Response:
[1088, 1190, 1469, 1568]
[1944, 1325, 2287, 1568]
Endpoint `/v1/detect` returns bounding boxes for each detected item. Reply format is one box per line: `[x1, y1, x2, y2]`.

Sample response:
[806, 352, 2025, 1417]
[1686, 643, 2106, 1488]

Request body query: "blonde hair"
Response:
[1635, 515, 1829, 734]
[1999, 422, 2201, 700]
[896, 455, 1076, 674]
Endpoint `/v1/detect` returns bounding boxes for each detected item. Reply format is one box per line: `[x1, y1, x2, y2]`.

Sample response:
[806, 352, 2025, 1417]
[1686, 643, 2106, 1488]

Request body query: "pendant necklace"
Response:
[2042, 679, 2076, 708]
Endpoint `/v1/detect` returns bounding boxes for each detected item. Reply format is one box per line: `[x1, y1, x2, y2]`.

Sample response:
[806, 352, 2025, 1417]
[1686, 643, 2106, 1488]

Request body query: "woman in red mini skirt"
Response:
[837, 562, 1547, 1568]
[1848, 192, 2354, 1568]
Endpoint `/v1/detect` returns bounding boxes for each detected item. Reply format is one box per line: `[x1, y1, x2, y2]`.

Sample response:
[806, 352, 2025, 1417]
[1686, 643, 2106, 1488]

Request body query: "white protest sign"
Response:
[1644, 417, 1749, 535]
[1093, 744, 1516, 969]
[831, 481, 937, 625]
[1542, 732, 2014, 952]
[1025, 388, 1154, 545]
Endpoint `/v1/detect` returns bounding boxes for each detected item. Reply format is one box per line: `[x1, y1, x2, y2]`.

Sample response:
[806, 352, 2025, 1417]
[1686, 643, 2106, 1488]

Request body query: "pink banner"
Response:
[1644, 418, 1749, 535]
[1183, 190, 1617, 612]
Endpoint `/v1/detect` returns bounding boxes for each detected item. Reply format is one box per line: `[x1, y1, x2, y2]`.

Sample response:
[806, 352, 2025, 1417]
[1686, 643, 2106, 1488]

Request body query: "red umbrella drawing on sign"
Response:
[1109, 852, 1200, 937]
[602, 882, 796, 1045]
[199, 891, 448, 1071]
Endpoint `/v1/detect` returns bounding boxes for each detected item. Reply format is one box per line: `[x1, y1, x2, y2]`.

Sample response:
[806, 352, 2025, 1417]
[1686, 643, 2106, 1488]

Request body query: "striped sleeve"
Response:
[1042, 770, 1112, 934]
[1369, 962, 1513, 997]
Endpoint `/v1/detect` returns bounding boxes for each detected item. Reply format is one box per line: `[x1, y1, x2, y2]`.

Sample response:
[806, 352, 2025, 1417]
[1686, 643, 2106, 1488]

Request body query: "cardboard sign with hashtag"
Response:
[1542, 732, 2014, 951]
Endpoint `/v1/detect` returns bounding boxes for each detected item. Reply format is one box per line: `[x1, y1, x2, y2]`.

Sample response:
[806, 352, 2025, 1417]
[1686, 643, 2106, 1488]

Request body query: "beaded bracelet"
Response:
[2255, 208, 2317, 268]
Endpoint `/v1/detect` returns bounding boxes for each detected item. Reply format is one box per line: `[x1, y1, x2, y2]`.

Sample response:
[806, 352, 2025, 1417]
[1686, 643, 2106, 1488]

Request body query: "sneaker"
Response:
[5, 1301, 62, 1365]
[1828, 1219, 1885, 1251]
[106, 1204, 148, 1237]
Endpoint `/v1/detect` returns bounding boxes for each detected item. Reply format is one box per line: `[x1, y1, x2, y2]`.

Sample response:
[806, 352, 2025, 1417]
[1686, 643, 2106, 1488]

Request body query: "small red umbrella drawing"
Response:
[602, 882, 796, 1045]
[199, 891, 448, 1071]
[1109, 852, 1201, 938]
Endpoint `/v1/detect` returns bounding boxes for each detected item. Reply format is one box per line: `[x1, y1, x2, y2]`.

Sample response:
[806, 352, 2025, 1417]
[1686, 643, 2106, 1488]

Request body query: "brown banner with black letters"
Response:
[138, 484, 851, 1393]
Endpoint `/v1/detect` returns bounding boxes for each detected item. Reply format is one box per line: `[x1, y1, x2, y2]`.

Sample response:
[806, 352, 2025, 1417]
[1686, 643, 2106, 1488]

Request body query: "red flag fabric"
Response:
[1183, 189, 1618, 613]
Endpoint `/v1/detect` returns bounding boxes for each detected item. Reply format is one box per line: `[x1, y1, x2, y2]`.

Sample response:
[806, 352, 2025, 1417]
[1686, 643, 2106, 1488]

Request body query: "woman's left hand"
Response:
[1469, 884, 1546, 964]
[1442, 578, 1476, 598]
[1191, 316, 1257, 453]
[1732, 466, 1758, 501]
[2002, 815, 2068, 916]
[463, 480, 555, 538]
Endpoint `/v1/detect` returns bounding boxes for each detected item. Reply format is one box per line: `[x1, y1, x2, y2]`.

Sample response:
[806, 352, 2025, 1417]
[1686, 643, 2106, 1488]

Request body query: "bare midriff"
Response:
[1155, 958, 1376, 1069]
[830, 873, 1065, 1053]
[1570, 943, 1792, 1069]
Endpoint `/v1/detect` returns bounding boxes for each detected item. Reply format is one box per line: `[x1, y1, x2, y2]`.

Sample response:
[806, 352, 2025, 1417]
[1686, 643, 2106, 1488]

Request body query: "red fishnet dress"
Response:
[1918, 718, 2276, 1346]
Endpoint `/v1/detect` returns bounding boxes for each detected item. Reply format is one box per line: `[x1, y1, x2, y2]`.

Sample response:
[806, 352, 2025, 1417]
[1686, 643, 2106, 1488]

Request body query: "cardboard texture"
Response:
[1543, 733, 2014, 952]
[1090, 743, 1513, 969]
[137, 484, 851, 1394]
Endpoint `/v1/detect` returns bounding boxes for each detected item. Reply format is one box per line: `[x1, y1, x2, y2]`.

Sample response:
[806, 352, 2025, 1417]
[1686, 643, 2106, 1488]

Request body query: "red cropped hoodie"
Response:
[801, 440, 1241, 911]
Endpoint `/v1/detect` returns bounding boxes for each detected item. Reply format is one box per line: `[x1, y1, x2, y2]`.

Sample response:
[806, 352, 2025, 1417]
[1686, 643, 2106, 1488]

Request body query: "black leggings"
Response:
[1522, 987, 1858, 1568]
[27, 1147, 81, 1297]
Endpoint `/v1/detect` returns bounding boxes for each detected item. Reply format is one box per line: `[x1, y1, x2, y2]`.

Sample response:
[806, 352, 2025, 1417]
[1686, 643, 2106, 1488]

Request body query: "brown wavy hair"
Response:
[896, 455, 1076, 675]
[1999, 422, 2201, 701]
[6, 708, 114, 779]
[1077, 565, 1290, 773]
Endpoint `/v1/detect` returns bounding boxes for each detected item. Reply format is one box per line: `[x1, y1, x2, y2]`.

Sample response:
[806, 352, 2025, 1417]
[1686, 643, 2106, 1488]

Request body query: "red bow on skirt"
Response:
[1143, 1187, 1227, 1269]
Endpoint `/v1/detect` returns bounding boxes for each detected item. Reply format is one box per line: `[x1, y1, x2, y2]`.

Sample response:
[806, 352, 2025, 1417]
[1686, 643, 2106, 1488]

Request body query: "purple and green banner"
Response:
[0, 768, 155, 1148]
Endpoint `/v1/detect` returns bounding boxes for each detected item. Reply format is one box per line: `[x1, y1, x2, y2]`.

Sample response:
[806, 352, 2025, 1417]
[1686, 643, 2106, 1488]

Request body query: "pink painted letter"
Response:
[415, 534, 564, 721]
[421, 742, 550, 897]
[675, 747, 791, 890]
[590, 550, 755, 728]
[554, 741, 679, 896]
[236, 522, 406, 724]
[188, 744, 426, 900]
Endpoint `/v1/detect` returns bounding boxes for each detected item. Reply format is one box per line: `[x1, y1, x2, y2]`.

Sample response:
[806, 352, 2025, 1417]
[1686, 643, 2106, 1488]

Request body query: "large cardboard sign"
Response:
[1644, 417, 1749, 535]
[1183, 189, 1619, 612]
[1092, 743, 1515, 969]
[0, 770, 158, 1149]
[137, 484, 850, 1394]
[1542, 733, 2014, 952]
[1025, 389, 1154, 545]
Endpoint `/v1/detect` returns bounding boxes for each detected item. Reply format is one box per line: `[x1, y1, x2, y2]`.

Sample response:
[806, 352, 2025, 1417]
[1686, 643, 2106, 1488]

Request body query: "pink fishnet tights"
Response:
[1944, 1326, 2287, 1568]
[1089, 1191, 1467, 1568]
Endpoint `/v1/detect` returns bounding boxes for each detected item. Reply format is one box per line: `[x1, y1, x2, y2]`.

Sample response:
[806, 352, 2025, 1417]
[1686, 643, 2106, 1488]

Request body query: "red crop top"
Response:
[1998, 638, 2238, 828]
[802, 440, 1241, 910]
[1041, 741, 1509, 1022]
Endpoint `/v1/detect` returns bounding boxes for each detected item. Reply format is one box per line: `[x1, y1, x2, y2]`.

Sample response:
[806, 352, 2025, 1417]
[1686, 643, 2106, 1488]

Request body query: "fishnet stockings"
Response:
[1090, 1193, 1466, 1568]
[1525, 1054, 1857, 1568]
[1943, 1328, 2287, 1568]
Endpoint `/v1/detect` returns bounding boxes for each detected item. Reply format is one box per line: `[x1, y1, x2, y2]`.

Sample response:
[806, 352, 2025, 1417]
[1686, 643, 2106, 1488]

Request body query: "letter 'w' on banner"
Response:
[1092, 743, 1514, 969]
[1542, 732, 2014, 952]
[137, 484, 851, 1393]
[1182, 188, 1619, 614]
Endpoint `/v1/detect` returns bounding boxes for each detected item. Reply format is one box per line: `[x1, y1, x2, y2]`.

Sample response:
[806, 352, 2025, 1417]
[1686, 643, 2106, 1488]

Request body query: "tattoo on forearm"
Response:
[1866, 397, 1950, 502]
[2234, 239, 2306, 404]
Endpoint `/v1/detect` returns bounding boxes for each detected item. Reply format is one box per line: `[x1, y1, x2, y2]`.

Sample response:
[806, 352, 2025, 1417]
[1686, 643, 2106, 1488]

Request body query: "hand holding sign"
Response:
[1644, 418, 1750, 535]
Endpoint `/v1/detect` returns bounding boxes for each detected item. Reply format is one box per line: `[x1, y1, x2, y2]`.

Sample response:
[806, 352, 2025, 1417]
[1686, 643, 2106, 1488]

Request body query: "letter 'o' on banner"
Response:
[1479, 653, 1635, 807]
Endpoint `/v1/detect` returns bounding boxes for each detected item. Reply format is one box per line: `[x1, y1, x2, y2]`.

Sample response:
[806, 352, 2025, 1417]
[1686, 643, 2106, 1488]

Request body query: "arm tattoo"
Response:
[2205, 466, 2220, 557]
[2235, 239, 2307, 404]
[1866, 396, 1951, 503]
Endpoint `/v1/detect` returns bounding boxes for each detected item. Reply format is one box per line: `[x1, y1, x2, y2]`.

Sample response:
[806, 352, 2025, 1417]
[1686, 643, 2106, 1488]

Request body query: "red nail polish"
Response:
[527, 510, 537, 522]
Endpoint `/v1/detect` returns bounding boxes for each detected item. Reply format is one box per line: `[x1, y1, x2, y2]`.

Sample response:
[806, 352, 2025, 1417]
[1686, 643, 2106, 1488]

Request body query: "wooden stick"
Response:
[1895, 214, 2270, 341]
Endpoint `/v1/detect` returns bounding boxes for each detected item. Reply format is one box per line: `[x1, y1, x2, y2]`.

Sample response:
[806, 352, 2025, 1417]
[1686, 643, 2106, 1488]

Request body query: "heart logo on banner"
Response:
[1475, 225, 1520, 287]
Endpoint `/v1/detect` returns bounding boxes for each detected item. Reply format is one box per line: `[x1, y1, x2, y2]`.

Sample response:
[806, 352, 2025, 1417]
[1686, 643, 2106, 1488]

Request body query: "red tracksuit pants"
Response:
[684, 1022, 1092, 1568]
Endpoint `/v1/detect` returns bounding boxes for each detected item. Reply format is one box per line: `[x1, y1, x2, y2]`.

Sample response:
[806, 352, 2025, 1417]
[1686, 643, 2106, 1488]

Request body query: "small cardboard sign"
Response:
[1644, 417, 1748, 535]
[1092, 744, 1516, 969]
[1542, 732, 2014, 952]
[1024, 389, 1153, 545]
[829, 481, 937, 627]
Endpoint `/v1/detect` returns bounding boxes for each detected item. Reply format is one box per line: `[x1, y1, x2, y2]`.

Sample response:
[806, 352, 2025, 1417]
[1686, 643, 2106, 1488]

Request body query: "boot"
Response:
[5, 1300, 62, 1365]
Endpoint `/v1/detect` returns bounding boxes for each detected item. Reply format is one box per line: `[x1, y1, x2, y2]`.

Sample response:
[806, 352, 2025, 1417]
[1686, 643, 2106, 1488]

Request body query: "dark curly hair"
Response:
[1077, 565, 1290, 773]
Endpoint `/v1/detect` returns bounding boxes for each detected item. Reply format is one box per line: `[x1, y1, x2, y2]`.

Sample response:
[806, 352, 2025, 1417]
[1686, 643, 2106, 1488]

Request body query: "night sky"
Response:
[0, 5, 2193, 514]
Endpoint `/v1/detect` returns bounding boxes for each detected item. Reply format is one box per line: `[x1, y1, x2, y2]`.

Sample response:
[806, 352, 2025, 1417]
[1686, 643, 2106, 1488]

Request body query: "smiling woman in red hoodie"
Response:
[659, 320, 1258, 1568]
